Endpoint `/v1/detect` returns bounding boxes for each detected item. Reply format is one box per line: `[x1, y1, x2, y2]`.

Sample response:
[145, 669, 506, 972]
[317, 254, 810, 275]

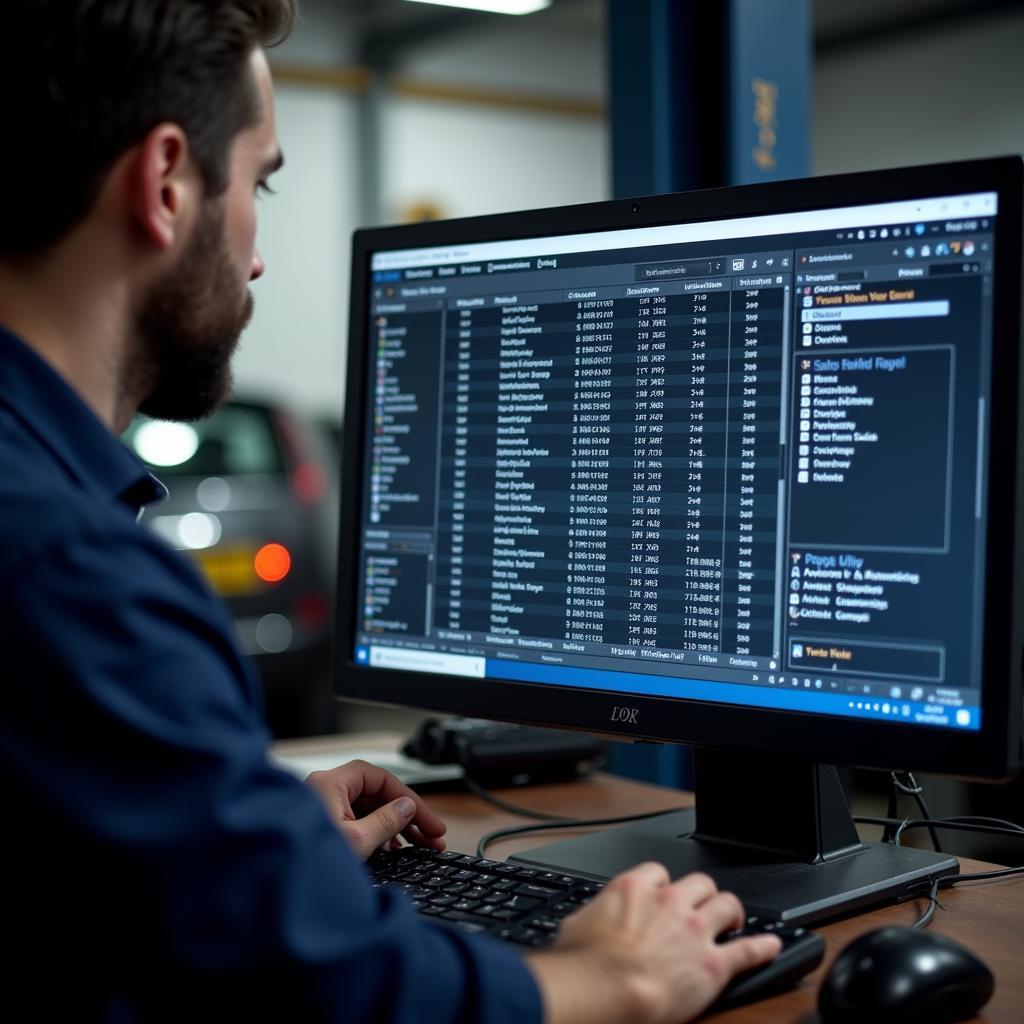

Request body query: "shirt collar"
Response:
[0, 325, 166, 514]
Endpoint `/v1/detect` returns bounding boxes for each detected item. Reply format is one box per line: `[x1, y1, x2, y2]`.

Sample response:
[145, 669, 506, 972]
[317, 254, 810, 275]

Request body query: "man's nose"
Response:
[251, 247, 265, 281]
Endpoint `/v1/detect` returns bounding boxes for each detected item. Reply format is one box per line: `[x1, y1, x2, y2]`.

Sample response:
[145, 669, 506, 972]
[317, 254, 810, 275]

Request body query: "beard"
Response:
[131, 199, 253, 423]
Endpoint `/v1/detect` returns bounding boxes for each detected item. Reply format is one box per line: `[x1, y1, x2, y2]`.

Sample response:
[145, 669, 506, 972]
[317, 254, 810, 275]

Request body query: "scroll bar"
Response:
[772, 283, 792, 661]
[975, 398, 986, 519]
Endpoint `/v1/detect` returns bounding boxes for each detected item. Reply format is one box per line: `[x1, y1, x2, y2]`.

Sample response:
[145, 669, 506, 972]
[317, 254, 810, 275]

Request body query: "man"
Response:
[0, 2, 780, 1020]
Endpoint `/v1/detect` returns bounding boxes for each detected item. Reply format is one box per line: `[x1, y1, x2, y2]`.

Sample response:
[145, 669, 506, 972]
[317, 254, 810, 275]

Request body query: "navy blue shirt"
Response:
[0, 326, 542, 1022]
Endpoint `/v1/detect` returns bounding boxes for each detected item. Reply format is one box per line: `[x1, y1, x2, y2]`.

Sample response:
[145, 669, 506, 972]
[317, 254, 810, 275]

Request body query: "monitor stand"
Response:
[510, 748, 959, 924]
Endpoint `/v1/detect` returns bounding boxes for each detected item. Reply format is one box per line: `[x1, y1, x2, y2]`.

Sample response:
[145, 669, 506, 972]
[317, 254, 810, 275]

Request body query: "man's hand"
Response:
[305, 759, 447, 860]
[527, 863, 782, 1024]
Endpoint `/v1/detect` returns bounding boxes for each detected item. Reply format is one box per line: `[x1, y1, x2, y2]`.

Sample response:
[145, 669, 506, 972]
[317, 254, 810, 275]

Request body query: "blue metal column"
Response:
[726, 0, 813, 185]
[604, 0, 812, 786]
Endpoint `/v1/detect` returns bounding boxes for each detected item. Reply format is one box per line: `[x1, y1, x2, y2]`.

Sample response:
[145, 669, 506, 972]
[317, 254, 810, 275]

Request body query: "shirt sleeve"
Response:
[1, 519, 543, 1024]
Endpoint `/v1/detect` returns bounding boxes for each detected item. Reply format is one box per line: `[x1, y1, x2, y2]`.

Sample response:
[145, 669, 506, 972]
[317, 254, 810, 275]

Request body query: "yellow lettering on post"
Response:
[751, 78, 779, 173]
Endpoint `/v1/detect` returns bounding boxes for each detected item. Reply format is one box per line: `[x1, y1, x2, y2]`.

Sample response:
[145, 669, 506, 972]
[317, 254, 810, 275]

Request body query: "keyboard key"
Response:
[502, 895, 543, 912]
[535, 872, 570, 887]
[527, 917, 560, 932]
[506, 927, 547, 946]
[429, 895, 459, 908]
[515, 883, 560, 899]
[448, 920, 487, 934]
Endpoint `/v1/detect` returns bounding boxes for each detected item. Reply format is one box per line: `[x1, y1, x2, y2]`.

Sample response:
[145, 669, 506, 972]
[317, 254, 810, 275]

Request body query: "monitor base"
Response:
[511, 808, 959, 924]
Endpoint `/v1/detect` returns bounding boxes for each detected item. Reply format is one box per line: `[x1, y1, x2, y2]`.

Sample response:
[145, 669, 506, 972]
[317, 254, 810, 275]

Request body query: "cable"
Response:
[885, 771, 942, 851]
[854, 815, 1024, 844]
[855, 811, 1024, 927]
[903, 773, 942, 853]
[941, 814, 1024, 833]
[950, 864, 1024, 883]
[882, 773, 900, 844]
[475, 807, 685, 860]
[461, 775, 572, 822]
[912, 877, 941, 928]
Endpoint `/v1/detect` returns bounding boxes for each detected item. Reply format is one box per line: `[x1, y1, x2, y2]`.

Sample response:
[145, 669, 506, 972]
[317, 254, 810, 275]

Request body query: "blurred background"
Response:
[126, 0, 1024, 857]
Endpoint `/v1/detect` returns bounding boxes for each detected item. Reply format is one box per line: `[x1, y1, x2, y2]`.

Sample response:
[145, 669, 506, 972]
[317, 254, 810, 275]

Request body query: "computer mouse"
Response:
[818, 925, 994, 1023]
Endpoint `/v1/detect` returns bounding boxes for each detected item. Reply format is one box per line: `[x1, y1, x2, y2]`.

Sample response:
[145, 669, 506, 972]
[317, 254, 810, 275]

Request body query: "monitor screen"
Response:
[336, 158, 1022, 920]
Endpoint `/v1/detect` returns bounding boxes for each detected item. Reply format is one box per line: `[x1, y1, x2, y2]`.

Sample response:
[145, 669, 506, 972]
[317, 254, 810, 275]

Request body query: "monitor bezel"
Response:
[336, 156, 1023, 781]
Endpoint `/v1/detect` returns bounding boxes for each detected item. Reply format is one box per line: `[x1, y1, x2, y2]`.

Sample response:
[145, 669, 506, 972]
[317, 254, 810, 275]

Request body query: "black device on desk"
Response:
[402, 716, 606, 786]
[336, 155, 1022, 962]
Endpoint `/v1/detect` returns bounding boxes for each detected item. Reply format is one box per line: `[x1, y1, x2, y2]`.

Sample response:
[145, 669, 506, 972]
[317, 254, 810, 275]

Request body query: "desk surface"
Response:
[275, 733, 1023, 1023]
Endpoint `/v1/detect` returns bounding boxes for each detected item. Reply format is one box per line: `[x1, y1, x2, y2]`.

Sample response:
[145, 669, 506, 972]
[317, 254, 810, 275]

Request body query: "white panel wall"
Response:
[232, 0, 360, 418]
[236, 85, 359, 417]
[814, 11, 1024, 175]
[381, 100, 607, 222]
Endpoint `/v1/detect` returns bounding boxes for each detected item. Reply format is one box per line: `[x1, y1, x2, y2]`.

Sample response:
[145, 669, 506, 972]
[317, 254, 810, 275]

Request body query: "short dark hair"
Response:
[1, 1, 297, 258]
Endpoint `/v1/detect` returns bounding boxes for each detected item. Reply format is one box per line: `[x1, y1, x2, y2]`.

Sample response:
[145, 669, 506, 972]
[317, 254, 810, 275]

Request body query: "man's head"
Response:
[1, 2, 296, 422]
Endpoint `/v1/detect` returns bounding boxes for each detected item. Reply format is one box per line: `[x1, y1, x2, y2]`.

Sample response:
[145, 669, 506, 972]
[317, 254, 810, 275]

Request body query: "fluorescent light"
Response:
[404, 0, 551, 15]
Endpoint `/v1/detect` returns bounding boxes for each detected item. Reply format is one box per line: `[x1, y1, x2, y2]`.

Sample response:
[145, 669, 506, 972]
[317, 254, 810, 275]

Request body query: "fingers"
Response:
[718, 933, 783, 975]
[308, 760, 448, 849]
[401, 822, 447, 851]
[669, 871, 719, 909]
[342, 795, 419, 860]
[344, 760, 448, 840]
[696, 890, 745, 937]
[609, 860, 671, 890]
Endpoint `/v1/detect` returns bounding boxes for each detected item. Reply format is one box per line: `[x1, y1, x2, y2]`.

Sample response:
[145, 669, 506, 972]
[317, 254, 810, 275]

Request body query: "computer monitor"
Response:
[335, 156, 1023, 924]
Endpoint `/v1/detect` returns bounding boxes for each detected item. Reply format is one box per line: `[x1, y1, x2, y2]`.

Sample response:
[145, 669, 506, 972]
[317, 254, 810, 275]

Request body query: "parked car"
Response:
[123, 398, 340, 737]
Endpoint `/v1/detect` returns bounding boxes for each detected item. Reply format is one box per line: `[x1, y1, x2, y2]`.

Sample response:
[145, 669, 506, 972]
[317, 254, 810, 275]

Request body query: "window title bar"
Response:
[371, 192, 998, 271]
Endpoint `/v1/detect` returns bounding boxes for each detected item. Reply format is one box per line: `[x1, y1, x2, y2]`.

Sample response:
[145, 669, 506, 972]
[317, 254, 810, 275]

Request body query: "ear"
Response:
[130, 123, 198, 251]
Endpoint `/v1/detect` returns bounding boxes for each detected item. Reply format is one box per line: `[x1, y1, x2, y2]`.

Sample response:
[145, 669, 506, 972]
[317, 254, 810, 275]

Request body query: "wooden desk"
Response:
[275, 734, 1024, 1022]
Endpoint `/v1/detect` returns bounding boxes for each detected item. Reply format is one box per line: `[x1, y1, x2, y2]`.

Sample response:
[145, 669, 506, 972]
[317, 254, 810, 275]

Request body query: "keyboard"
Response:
[368, 845, 603, 946]
[368, 846, 826, 1007]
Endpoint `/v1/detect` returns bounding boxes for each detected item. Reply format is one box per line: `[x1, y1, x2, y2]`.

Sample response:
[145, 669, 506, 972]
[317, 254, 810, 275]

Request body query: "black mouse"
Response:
[818, 925, 994, 1023]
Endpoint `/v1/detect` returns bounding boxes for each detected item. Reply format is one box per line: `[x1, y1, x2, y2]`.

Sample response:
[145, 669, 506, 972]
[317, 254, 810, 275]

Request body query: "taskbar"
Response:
[353, 643, 981, 732]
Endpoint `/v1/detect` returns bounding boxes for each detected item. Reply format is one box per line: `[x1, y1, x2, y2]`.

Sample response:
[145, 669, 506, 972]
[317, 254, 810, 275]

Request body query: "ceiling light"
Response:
[404, 0, 552, 15]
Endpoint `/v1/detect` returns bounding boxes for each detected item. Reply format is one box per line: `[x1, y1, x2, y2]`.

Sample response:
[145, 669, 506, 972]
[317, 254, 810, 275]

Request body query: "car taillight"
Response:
[293, 592, 330, 631]
[273, 409, 328, 506]
[254, 543, 291, 583]
[291, 462, 326, 504]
